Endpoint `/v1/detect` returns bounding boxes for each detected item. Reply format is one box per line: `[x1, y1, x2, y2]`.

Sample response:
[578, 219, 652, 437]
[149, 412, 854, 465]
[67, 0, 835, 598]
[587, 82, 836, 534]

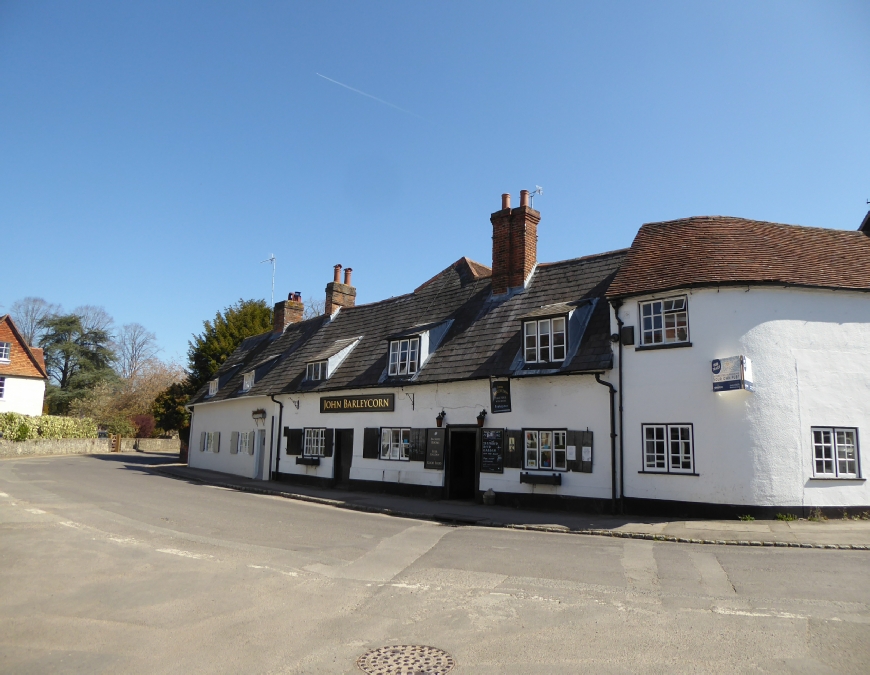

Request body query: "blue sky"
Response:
[2, 1, 869, 362]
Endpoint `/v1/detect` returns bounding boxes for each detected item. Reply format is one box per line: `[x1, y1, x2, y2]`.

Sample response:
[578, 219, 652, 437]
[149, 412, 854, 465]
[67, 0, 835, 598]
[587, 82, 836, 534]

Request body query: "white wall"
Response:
[616, 286, 870, 508]
[189, 396, 273, 480]
[189, 375, 616, 501]
[0, 377, 45, 416]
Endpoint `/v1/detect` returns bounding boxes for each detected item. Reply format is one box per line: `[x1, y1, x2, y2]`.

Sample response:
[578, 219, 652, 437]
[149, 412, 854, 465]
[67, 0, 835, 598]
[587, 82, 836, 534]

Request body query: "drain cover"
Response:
[356, 644, 456, 674]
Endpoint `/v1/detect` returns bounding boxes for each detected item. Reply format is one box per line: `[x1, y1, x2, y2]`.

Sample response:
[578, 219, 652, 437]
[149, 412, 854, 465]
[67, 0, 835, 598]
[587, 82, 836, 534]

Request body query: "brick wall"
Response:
[0, 318, 45, 379]
[491, 204, 540, 295]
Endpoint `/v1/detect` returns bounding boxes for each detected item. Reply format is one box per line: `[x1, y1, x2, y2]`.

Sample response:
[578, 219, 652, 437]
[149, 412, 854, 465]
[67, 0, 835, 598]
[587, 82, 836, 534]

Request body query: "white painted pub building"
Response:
[188, 194, 870, 516]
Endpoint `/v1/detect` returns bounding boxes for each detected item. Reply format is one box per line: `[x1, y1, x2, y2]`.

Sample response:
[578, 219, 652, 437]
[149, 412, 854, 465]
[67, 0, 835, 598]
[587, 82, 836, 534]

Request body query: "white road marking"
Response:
[0, 492, 9, 497]
[247, 564, 298, 576]
[25, 508, 46, 514]
[713, 607, 807, 620]
[157, 548, 211, 560]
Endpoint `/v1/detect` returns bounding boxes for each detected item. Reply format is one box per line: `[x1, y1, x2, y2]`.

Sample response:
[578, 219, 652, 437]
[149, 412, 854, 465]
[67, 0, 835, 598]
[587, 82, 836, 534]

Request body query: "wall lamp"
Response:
[435, 410, 446, 428]
[476, 409, 487, 427]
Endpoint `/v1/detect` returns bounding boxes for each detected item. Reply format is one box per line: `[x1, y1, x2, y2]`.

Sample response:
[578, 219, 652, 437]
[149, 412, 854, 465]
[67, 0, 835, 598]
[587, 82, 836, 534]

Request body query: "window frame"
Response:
[641, 423, 696, 474]
[0, 342, 10, 362]
[303, 427, 326, 457]
[388, 338, 420, 377]
[306, 361, 328, 381]
[0, 376, 5, 399]
[523, 317, 567, 365]
[638, 296, 690, 347]
[523, 428, 568, 471]
[242, 372, 254, 392]
[207, 379, 218, 397]
[238, 431, 249, 454]
[812, 427, 861, 479]
[379, 427, 411, 461]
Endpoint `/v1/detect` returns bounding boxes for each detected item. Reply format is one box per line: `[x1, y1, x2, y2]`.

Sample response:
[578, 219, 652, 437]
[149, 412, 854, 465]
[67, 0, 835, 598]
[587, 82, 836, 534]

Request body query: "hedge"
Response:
[0, 413, 98, 441]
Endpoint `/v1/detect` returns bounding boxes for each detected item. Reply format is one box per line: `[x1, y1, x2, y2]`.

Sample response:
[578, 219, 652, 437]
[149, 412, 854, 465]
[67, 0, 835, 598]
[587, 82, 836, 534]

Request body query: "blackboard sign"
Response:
[424, 428, 445, 470]
[490, 378, 512, 413]
[481, 429, 504, 473]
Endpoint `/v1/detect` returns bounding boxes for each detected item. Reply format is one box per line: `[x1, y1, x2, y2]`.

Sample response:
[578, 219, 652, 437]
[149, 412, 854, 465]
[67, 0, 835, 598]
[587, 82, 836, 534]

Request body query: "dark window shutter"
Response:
[324, 429, 334, 457]
[504, 430, 523, 469]
[285, 428, 303, 455]
[213, 431, 220, 453]
[567, 431, 580, 471]
[409, 428, 427, 461]
[581, 430, 593, 473]
[230, 431, 239, 454]
[249, 431, 256, 454]
[363, 427, 380, 459]
[200, 432, 206, 452]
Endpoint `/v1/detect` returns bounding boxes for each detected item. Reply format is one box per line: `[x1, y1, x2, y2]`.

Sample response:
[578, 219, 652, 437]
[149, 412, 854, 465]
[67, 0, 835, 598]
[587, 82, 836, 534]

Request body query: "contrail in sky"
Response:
[316, 73, 425, 120]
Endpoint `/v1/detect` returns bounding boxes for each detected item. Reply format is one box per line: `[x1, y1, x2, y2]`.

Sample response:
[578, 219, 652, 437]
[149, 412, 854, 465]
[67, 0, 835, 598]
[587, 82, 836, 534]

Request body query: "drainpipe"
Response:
[270, 394, 284, 480]
[611, 299, 625, 514]
[595, 373, 618, 515]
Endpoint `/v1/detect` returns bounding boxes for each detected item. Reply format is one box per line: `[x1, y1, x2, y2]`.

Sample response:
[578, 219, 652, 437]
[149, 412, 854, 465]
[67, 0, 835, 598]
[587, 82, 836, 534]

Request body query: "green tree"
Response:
[151, 381, 193, 443]
[40, 314, 117, 414]
[187, 298, 272, 392]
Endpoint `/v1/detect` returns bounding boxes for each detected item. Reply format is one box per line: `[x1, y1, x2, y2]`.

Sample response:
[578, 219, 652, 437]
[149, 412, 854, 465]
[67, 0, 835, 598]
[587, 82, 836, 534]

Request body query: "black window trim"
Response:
[639, 422, 697, 475]
[379, 426, 412, 462]
[302, 426, 327, 458]
[521, 427, 570, 472]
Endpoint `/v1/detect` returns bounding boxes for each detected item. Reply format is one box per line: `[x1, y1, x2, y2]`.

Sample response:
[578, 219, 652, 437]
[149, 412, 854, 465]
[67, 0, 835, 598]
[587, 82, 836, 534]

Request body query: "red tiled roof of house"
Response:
[0, 315, 49, 379]
[607, 216, 870, 299]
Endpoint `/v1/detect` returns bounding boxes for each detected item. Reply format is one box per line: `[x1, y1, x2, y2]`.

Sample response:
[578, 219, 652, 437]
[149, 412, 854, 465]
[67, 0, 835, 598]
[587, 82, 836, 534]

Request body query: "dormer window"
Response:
[389, 338, 419, 376]
[242, 372, 254, 392]
[306, 360, 328, 381]
[208, 379, 218, 397]
[524, 317, 566, 364]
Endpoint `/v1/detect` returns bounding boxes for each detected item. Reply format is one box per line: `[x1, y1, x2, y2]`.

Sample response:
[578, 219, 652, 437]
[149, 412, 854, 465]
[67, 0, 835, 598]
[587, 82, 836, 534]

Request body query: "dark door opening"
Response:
[333, 429, 354, 487]
[447, 430, 477, 500]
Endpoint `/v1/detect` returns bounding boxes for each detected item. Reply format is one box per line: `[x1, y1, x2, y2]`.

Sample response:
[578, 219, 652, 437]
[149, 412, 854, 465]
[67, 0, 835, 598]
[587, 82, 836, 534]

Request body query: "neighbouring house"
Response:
[0, 315, 48, 417]
[186, 195, 870, 516]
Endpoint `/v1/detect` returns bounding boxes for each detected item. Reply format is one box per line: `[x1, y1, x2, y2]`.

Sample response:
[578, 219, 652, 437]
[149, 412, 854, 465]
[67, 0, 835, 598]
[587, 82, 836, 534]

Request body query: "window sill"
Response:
[520, 472, 562, 486]
[635, 342, 692, 352]
[638, 470, 699, 476]
[808, 477, 865, 482]
[296, 456, 321, 466]
[380, 457, 411, 462]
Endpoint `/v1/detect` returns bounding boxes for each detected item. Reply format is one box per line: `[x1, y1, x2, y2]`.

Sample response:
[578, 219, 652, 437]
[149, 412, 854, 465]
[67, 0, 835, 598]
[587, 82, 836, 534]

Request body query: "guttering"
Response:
[594, 373, 618, 515]
[269, 394, 284, 480]
[610, 299, 625, 514]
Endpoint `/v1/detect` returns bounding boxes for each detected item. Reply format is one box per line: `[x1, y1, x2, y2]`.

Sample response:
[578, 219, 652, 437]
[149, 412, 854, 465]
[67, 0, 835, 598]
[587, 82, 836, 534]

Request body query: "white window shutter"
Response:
[230, 431, 239, 454]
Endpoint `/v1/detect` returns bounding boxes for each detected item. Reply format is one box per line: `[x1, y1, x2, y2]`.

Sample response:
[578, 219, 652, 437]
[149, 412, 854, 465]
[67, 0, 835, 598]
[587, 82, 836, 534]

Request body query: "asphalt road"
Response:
[1, 454, 868, 674]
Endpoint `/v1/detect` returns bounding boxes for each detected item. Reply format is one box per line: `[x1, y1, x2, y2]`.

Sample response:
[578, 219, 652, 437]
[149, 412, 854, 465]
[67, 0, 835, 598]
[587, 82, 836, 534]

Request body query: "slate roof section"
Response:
[192, 249, 626, 402]
[607, 216, 870, 299]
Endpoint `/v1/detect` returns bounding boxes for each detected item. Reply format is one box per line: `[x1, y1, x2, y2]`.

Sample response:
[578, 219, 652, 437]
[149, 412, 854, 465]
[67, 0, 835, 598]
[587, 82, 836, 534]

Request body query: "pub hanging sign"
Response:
[489, 377, 512, 414]
[320, 393, 395, 413]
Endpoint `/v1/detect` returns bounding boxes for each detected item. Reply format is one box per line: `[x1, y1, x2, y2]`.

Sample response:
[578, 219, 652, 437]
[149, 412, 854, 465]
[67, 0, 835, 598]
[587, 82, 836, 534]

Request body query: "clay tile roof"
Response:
[607, 216, 870, 299]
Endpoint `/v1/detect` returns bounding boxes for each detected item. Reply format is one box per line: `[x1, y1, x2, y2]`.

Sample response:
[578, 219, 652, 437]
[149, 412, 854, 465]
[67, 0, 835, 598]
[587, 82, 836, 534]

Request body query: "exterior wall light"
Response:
[436, 410, 446, 427]
[476, 409, 487, 427]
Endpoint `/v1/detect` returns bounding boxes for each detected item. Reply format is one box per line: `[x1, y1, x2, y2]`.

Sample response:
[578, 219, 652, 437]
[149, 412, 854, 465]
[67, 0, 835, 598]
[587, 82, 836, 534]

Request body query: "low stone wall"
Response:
[0, 438, 112, 459]
[119, 438, 180, 453]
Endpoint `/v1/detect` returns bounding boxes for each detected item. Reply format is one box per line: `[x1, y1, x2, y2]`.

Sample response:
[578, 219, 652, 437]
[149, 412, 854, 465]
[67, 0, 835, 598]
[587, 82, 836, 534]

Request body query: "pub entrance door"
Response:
[446, 429, 477, 500]
[333, 429, 354, 487]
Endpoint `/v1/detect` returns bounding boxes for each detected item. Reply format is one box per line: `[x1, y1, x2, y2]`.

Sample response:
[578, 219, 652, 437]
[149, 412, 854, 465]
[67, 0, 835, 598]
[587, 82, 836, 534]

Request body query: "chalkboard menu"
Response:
[490, 378, 512, 413]
[481, 429, 504, 473]
[424, 428, 445, 470]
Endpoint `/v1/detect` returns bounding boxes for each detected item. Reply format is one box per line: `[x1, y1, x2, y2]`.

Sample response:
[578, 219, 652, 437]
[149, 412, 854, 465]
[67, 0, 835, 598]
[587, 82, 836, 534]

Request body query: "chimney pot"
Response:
[520, 190, 530, 207]
[501, 193, 511, 210]
[333, 264, 342, 283]
[343, 267, 353, 286]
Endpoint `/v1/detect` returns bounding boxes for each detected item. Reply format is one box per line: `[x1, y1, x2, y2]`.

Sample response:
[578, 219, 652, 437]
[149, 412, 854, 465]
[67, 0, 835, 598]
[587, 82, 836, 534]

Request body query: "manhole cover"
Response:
[356, 644, 456, 674]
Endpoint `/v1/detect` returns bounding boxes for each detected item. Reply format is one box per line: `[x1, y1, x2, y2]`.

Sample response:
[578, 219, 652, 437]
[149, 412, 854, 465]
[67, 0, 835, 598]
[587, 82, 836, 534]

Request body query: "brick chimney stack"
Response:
[491, 190, 540, 295]
[273, 292, 304, 334]
[325, 264, 357, 315]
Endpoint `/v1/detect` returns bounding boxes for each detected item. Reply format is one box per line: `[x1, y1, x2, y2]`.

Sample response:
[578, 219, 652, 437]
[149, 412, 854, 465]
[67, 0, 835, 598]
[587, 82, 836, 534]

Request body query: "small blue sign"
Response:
[712, 359, 722, 375]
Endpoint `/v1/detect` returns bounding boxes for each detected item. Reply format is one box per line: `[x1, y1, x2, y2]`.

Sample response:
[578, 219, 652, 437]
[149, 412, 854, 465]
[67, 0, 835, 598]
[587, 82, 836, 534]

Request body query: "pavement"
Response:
[158, 463, 870, 549]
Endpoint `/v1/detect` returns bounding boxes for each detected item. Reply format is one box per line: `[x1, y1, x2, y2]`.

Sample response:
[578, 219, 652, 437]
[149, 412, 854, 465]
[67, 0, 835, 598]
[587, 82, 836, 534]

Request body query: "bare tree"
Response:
[9, 297, 61, 346]
[73, 305, 115, 336]
[115, 323, 160, 379]
[303, 296, 325, 320]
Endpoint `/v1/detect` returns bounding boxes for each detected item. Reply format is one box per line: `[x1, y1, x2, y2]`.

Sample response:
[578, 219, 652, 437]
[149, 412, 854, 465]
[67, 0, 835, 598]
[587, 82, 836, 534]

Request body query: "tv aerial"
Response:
[529, 186, 543, 208]
[260, 254, 276, 306]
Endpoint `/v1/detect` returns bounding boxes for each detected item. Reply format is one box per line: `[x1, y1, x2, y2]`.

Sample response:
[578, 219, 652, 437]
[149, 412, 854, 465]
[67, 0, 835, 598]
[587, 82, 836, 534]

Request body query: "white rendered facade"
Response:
[614, 286, 870, 510]
[0, 376, 45, 417]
